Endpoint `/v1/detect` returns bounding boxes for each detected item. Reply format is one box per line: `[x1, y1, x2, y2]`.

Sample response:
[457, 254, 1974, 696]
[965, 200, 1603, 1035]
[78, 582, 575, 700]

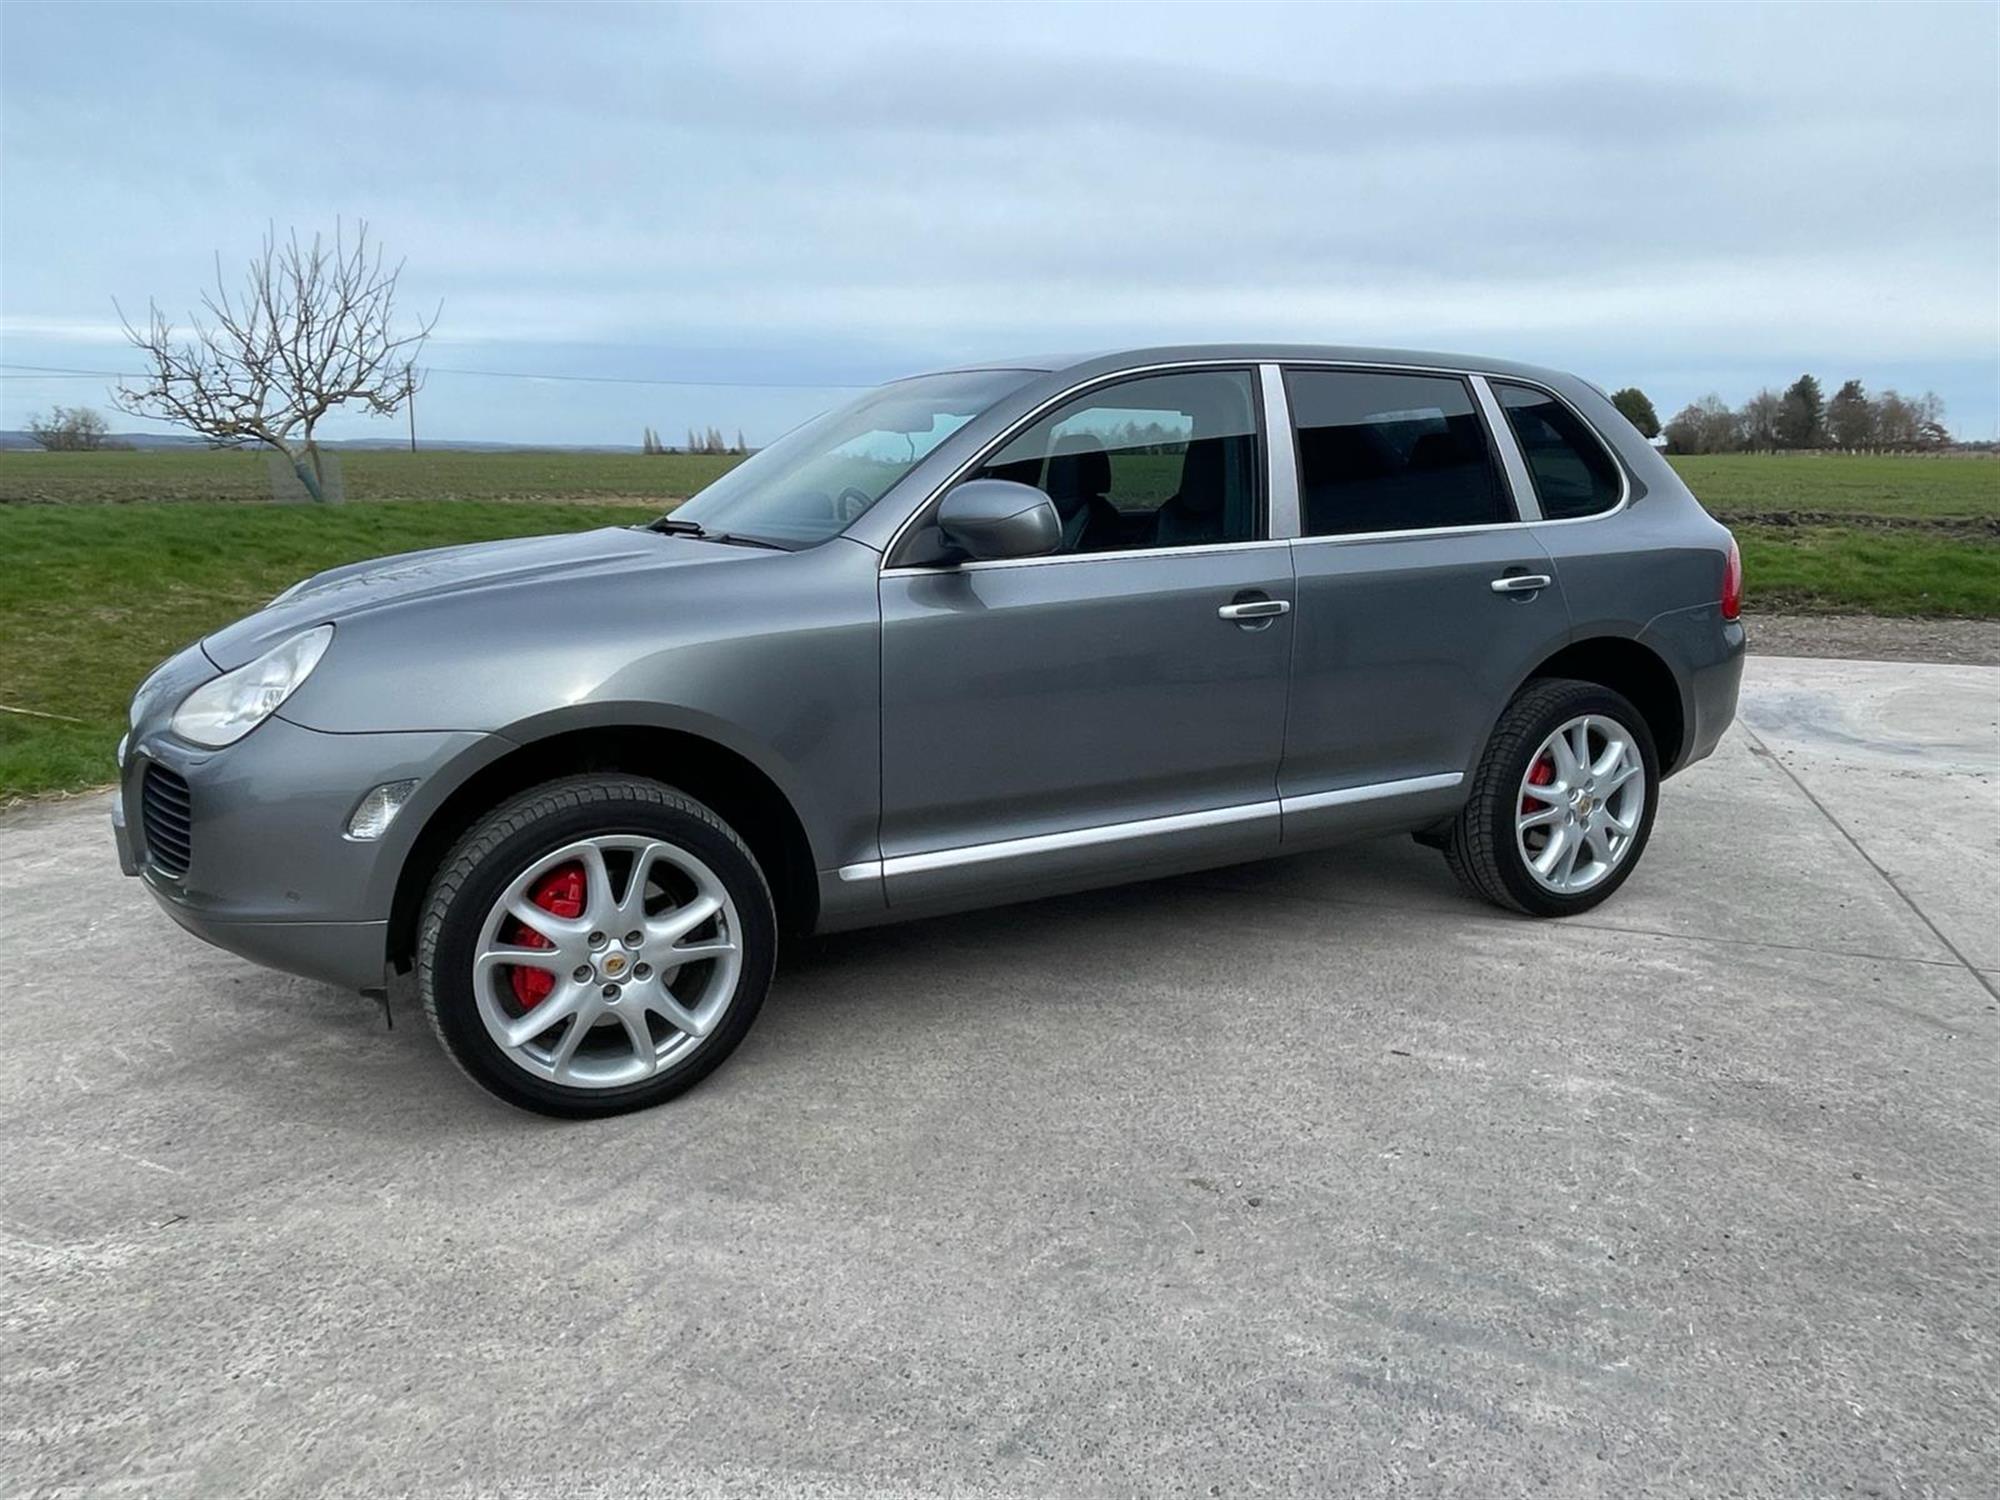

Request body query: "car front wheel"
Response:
[418, 775, 776, 1117]
[1444, 677, 1659, 917]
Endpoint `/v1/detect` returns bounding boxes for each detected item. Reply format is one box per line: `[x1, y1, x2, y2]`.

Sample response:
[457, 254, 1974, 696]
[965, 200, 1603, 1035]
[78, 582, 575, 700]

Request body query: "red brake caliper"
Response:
[1523, 752, 1555, 814]
[508, 863, 585, 1010]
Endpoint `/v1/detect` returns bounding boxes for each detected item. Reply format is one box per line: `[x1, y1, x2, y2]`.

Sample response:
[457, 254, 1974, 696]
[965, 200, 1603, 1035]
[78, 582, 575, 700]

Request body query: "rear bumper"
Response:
[1683, 620, 1746, 769]
[1639, 604, 1745, 775]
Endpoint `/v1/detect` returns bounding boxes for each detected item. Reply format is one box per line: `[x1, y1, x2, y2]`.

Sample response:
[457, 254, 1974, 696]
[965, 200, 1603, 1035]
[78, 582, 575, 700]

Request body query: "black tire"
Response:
[418, 775, 776, 1117]
[1443, 677, 1659, 918]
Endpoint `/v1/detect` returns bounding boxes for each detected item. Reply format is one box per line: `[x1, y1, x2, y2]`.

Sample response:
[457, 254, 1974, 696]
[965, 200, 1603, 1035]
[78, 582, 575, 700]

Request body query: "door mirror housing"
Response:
[935, 479, 1062, 562]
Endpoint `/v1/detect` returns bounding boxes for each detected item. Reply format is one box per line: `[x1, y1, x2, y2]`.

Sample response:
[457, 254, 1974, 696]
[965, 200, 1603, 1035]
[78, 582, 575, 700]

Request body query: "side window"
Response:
[972, 369, 1262, 553]
[1492, 382, 1624, 520]
[1286, 369, 1511, 536]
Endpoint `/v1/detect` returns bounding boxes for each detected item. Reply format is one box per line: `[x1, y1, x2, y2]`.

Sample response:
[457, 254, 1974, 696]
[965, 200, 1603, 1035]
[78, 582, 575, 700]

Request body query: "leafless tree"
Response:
[27, 405, 112, 451]
[1739, 389, 1785, 450]
[1661, 394, 1742, 455]
[113, 222, 437, 501]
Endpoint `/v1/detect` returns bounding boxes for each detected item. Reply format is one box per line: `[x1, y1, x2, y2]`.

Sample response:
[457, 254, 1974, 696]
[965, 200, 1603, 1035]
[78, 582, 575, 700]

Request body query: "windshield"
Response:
[664, 368, 1038, 546]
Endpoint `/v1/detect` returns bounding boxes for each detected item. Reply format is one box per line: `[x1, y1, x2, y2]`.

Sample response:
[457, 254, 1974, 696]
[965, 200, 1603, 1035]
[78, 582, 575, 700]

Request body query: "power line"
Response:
[0, 361, 871, 391]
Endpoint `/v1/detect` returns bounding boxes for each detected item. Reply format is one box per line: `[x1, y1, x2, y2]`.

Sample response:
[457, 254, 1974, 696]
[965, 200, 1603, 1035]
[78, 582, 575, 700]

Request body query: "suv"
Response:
[115, 345, 1744, 1116]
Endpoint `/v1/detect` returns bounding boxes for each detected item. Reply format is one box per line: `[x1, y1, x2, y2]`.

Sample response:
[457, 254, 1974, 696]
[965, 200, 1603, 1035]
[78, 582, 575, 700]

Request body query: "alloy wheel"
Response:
[472, 835, 744, 1088]
[1515, 714, 1647, 896]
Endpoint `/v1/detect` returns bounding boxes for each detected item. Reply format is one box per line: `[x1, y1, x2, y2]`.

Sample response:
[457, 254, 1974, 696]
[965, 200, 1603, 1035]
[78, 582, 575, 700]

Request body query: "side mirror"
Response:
[935, 479, 1062, 562]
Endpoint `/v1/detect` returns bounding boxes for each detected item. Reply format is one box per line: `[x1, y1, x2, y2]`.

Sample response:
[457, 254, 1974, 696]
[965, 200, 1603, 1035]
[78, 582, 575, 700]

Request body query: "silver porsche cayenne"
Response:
[115, 344, 1744, 1116]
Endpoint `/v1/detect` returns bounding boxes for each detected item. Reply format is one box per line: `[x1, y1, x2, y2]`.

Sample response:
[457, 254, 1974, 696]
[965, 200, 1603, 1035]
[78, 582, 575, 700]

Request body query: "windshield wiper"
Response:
[642, 516, 789, 550]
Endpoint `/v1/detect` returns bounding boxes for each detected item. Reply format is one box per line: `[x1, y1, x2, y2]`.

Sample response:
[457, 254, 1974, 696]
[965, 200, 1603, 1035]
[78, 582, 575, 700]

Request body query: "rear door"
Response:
[1276, 366, 1574, 844]
[875, 366, 1295, 908]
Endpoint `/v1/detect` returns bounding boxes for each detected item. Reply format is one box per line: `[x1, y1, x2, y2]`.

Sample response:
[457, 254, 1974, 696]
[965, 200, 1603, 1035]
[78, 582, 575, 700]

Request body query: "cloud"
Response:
[1, 1, 1993, 438]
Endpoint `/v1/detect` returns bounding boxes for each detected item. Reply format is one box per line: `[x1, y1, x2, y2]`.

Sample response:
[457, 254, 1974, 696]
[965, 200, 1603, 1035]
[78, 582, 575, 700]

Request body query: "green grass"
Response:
[2, 448, 1995, 802]
[0, 498, 656, 800]
[7, 448, 1993, 517]
[1735, 526, 2000, 616]
[1667, 453, 1999, 519]
[0, 447, 742, 506]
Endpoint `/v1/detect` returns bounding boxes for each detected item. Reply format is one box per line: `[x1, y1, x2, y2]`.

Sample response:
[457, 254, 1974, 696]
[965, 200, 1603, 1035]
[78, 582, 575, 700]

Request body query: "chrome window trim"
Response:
[879, 359, 1273, 571]
[881, 537, 1291, 579]
[1291, 519, 1537, 548]
[880, 356, 1635, 571]
[1471, 375, 1541, 522]
[1258, 363, 1302, 539]
[835, 770, 1463, 882]
[1277, 361, 1633, 542]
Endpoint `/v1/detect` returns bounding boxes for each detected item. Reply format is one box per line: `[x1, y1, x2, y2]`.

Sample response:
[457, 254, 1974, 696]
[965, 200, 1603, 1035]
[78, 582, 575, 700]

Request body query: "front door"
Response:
[876, 367, 1294, 909]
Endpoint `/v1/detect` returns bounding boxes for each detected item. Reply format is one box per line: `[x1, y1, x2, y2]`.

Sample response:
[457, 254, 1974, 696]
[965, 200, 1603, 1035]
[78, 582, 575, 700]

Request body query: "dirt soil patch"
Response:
[1748, 612, 2000, 665]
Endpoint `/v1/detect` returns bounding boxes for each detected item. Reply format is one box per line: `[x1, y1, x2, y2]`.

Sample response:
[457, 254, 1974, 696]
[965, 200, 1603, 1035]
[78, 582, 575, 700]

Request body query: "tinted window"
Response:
[1493, 382, 1623, 520]
[1286, 369, 1510, 536]
[973, 369, 1262, 553]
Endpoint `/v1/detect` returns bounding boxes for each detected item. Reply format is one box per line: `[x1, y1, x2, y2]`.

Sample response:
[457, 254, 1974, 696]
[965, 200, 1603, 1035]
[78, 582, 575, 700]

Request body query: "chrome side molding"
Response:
[841, 770, 1466, 883]
[1278, 771, 1463, 814]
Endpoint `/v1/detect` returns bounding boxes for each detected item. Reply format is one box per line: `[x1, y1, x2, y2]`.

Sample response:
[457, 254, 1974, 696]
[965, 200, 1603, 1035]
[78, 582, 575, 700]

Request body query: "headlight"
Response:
[171, 625, 333, 748]
[130, 657, 172, 727]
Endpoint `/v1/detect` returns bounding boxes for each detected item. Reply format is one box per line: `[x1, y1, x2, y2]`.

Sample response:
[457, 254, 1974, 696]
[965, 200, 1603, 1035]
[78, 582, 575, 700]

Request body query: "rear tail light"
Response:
[1721, 537, 1742, 622]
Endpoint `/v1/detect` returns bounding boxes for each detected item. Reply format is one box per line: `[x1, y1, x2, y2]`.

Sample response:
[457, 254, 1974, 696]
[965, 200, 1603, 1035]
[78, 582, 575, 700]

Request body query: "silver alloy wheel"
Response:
[472, 835, 743, 1088]
[1515, 713, 1647, 896]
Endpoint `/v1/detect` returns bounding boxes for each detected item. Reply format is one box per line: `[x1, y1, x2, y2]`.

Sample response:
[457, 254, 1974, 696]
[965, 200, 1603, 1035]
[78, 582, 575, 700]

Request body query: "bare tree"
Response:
[27, 405, 112, 451]
[114, 222, 437, 501]
[1740, 389, 1785, 450]
[1662, 394, 1742, 455]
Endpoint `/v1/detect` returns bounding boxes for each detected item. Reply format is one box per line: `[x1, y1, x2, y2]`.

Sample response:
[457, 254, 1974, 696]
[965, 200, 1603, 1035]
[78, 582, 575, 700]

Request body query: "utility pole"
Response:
[406, 369, 418, 453]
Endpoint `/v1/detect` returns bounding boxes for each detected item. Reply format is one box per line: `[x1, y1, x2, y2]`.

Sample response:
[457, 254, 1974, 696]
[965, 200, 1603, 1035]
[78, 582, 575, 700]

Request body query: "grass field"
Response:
[0, 499, 656, 800]
[5, 447, 1993, 516]
[1668, 453, 1997, 519]
[0, 447, 738, 506]
[1, 448, 1995, 800]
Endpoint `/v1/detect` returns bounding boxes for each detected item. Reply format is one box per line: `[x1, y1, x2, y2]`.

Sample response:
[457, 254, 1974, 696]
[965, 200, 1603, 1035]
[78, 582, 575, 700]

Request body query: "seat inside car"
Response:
[1045, 437, 1121, 552]
[1152, 437, 1229, 547]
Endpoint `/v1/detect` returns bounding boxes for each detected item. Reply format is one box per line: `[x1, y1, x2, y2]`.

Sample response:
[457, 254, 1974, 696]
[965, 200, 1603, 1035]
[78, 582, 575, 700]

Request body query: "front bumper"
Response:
[116, 706, 497, 993]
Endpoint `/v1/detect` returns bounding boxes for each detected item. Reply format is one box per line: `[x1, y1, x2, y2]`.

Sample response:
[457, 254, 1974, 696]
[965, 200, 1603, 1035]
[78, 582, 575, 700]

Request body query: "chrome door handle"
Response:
[1218, 599, 1291, 620]
[1490, 574, 1553, 594]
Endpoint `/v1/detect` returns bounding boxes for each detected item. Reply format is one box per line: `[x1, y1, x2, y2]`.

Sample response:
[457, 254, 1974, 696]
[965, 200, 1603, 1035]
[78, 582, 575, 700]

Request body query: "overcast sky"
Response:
[3, 1, 1995, 444]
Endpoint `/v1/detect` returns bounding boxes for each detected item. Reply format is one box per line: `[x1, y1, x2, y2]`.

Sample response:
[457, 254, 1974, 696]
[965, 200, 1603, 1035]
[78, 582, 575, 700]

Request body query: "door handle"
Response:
[1490, 574, 1553, 594]
[1218, 599, 1291, 621]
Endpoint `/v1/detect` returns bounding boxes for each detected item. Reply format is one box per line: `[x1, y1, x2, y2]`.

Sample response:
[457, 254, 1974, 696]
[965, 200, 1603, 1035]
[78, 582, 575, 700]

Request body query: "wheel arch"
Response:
[1517, 634, 1688, 774]
[387, 717, 821, 973]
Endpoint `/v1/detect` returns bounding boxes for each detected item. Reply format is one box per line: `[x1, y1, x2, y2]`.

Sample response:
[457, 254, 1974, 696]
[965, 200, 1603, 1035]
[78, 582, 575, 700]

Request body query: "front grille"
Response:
[141, 764, 194, 877]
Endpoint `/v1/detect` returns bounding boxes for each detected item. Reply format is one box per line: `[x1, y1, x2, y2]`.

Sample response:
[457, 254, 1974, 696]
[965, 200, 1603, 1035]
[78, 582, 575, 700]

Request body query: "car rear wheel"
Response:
[1444, 677, 1658, 917]
[418, 775, 775, 1117]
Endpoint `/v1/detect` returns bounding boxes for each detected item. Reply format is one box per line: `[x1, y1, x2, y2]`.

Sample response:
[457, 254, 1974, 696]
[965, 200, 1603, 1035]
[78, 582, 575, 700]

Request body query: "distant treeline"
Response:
[642, 425, 747, 456]
[1658, 376, 1951, 455]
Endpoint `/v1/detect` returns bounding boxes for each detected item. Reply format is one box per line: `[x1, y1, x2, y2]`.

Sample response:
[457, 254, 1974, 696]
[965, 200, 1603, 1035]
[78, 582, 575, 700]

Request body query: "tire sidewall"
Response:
[425, 790, 776, 1117]
[1487, 685, 1660, 917]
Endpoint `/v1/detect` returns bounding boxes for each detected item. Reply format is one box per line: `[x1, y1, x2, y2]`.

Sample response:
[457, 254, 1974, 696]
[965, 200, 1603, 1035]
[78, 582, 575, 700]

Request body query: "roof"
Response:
[934, 343, 1578, 386]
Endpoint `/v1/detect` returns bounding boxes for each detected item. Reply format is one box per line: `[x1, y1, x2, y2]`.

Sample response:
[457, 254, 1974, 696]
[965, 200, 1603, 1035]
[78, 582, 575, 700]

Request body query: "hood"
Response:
[203, 525, 759, 668]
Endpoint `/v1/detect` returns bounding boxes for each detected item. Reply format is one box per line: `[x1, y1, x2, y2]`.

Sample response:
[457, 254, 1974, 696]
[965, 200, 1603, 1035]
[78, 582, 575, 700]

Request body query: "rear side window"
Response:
[1286, 369, 1510, 536]
[1492, 382, 1623, 520]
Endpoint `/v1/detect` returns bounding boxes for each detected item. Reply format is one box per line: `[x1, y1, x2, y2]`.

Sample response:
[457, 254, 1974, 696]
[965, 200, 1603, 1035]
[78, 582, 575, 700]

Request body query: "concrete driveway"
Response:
[3, 656, 1995, 1498]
